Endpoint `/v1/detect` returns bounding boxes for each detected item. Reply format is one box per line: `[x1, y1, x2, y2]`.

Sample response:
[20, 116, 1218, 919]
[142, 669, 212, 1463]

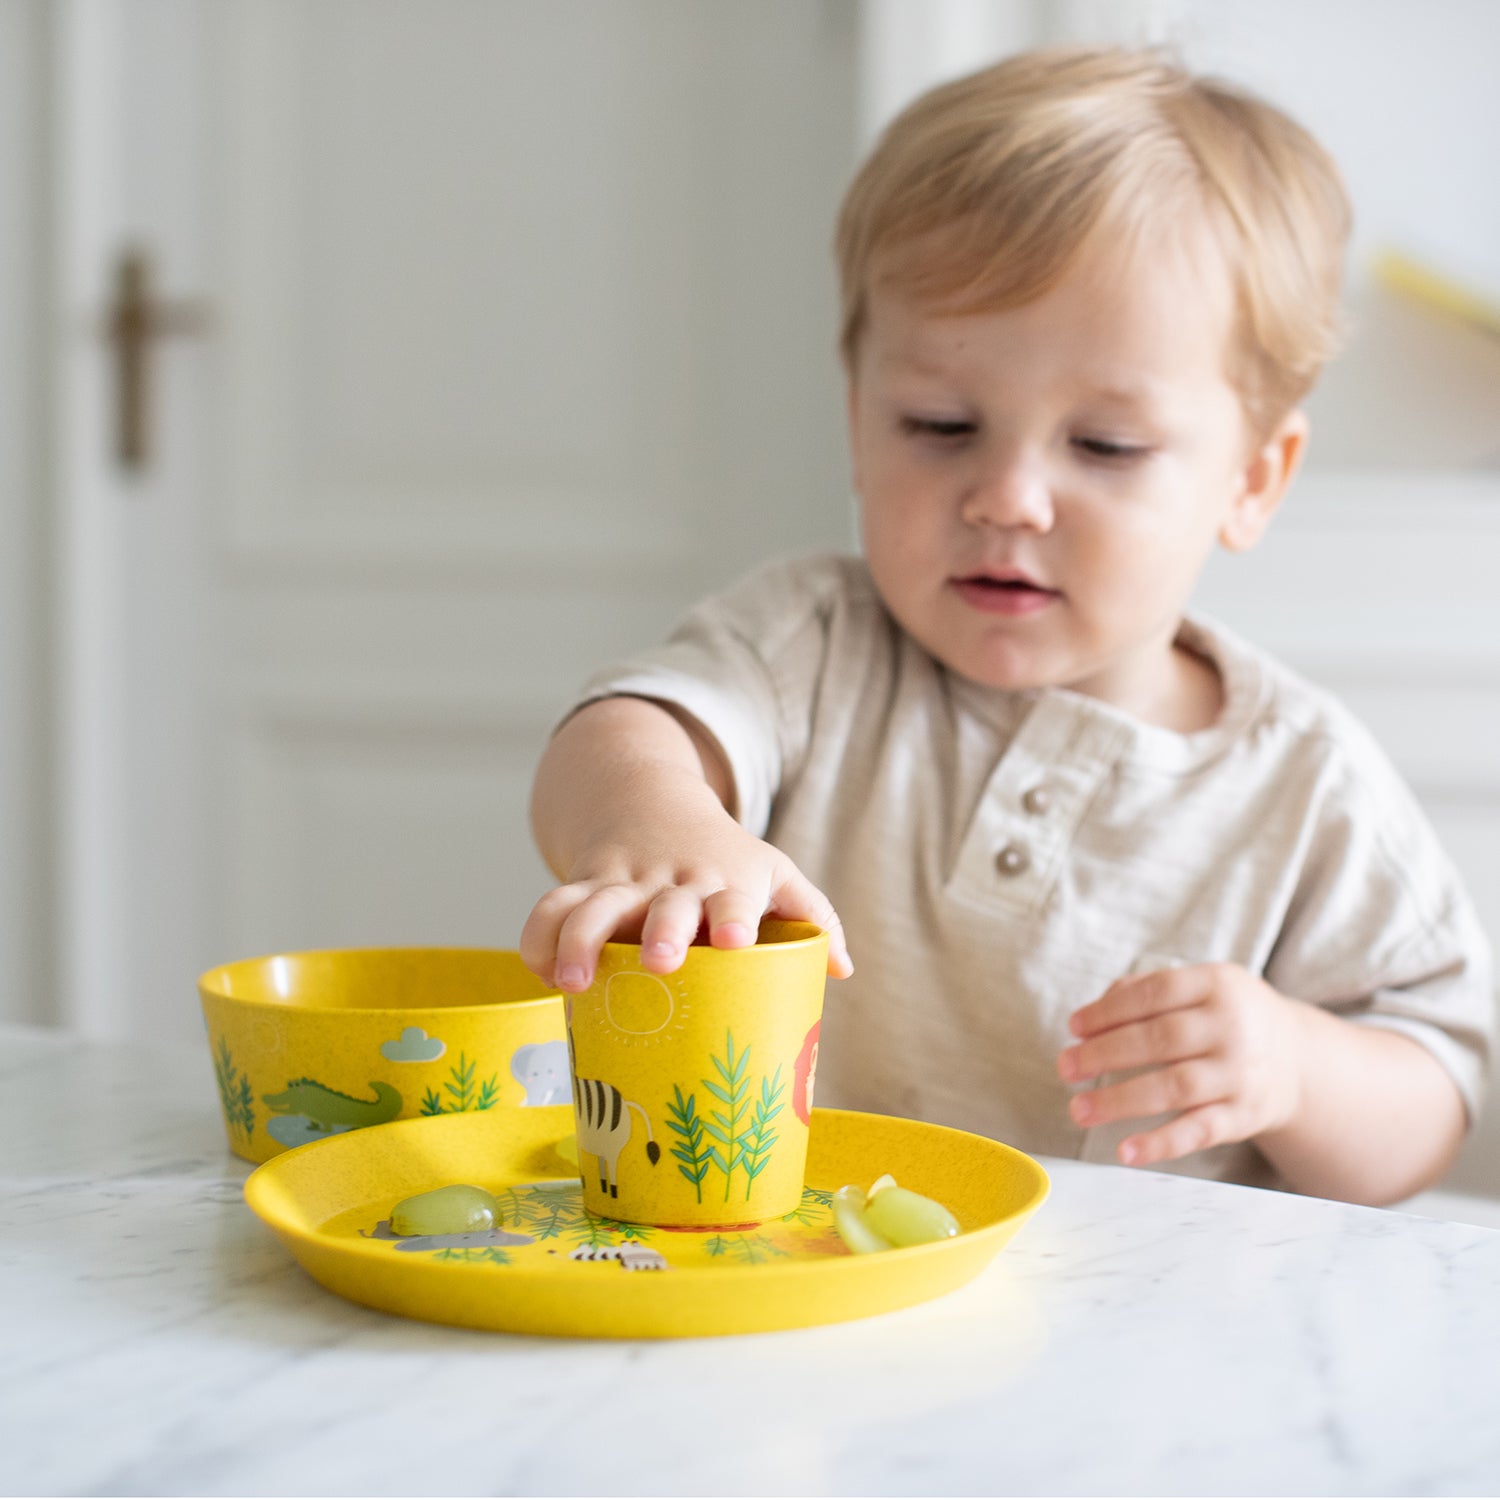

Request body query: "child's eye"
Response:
[900, 416, 976, 440]
[1073, 436, 1150, 462]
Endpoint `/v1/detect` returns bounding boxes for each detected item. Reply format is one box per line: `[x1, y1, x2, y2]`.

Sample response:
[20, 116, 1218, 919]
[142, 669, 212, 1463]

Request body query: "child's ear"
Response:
[1220, 408, 1309, 553]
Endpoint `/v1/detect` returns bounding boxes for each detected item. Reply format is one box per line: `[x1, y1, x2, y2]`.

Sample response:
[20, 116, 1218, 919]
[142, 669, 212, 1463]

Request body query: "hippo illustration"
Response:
[361, 1219, 534, 1253]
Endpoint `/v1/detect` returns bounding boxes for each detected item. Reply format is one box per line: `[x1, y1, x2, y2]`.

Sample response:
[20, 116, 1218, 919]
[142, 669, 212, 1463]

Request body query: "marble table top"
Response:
[4, 1020, 1500, 1497]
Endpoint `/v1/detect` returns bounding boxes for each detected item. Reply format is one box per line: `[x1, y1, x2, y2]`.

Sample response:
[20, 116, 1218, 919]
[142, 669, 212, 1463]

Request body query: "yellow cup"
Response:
[565, 919, 828, 1228]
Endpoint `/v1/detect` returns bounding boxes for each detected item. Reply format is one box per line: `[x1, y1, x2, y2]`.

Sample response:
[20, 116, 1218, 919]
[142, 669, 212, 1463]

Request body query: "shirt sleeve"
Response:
[1264, 719, 1494, 1125]
[563, 554, 841, 837]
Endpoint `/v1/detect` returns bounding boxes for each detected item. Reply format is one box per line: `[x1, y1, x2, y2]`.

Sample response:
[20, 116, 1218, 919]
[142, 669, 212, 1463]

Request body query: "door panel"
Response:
[78, 0, 856, 1043]
[218, 1, 710, 572]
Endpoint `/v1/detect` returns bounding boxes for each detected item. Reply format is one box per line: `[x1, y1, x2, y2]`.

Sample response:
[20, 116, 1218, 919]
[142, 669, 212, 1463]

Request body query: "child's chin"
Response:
[950, 656, 1057, 693]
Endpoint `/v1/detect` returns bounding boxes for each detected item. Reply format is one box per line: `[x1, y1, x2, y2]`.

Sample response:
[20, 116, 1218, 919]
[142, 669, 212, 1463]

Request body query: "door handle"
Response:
[104, 246, 210, 472]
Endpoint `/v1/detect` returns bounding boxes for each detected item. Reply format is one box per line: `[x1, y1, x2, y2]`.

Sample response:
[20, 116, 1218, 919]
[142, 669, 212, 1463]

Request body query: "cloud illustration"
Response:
[380, 1026, 447, 1063]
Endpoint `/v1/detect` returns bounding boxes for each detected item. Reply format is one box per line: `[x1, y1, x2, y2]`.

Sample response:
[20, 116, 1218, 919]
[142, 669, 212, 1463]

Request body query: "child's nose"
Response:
[958, 450, 1054, 532]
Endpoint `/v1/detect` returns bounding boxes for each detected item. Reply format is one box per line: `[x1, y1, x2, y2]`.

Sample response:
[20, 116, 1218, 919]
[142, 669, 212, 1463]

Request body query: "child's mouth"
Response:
[951, 574, 1060, 616]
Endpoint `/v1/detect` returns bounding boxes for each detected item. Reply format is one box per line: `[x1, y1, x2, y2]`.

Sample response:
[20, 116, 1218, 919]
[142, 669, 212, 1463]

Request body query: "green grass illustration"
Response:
[703, 1232, 790, 1265]
[665, 1084, 711, 1202]
[424, 1181, 659, 1254]
[701, 1031, 753, 1201]
[696, 1032, 790, 1202]
[595, 1217, 655, 1243]
[567, 1214, 621, 1250]
[524, 1196, 580, 1242]
[213, 1037, 255, 1139]
[493, 1185, 528, 1224]
[419, 1051, 501, 1115]
[781, 1186, 833, 1225]
[491, 1182, 585, 1241]
[431, 1246, 512, 1266]
[739, 1066, 784, 1199]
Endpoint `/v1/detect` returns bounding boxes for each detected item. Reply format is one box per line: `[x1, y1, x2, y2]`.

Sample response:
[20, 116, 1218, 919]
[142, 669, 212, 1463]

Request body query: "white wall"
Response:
[1046, 0, 1500, 473]
[1050, 0, 1500, 300]
[0, 0, 53, 1027]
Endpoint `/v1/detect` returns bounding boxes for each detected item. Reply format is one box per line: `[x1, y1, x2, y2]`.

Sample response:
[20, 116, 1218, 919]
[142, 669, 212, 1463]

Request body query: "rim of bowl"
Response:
[196, 945, 563, 1016]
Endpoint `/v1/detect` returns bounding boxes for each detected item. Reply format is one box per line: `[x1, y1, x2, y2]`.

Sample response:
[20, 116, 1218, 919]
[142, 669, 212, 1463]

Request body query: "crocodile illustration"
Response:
[262, 1078, 403, 1131]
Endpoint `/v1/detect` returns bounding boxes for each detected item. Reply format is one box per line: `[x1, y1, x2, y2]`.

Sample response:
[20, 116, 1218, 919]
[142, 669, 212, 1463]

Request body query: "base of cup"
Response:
[582, 1207, 783, 1232]
[656, 1219, 767, 1233]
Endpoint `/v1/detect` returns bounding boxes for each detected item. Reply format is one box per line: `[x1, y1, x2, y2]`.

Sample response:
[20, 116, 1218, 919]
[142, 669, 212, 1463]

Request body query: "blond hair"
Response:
[835, 47, 1351, 436]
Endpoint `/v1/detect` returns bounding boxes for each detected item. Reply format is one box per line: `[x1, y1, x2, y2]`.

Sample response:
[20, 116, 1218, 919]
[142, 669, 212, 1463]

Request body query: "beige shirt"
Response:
[578, 553, 1494, 1187]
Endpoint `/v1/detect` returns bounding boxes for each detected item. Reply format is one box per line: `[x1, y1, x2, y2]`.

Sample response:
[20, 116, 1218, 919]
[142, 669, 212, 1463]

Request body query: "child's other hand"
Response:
[520, 824, 853, 995]
[1057, 964, 1305, 1167]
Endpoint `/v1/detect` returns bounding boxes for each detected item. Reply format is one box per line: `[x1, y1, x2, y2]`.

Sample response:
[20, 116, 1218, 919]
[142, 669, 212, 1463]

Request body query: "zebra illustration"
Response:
[572, 1074, 661, 1197]
[567, 1244, 668, 1272]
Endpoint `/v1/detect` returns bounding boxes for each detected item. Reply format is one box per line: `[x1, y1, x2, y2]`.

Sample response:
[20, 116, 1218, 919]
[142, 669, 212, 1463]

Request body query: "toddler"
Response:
[522, 47, 1493, 1204]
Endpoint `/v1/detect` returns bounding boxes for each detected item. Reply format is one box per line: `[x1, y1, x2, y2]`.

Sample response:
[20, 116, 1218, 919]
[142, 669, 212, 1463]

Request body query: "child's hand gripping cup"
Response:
[564, 919, 828, 1228]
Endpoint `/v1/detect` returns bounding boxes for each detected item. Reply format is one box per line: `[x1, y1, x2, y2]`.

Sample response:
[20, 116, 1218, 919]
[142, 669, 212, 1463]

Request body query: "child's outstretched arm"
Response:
[522, 695, 853, 993]
[1059, 965, 1467, 1205]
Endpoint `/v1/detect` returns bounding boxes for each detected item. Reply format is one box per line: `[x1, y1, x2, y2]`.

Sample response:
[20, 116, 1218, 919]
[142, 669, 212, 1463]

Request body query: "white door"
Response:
[55, 0, 858, 1044]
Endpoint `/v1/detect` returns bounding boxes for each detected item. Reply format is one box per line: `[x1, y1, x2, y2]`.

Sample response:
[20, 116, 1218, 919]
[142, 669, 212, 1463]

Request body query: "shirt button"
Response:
[995, 842, 1031, 877]
[1022, 785, 1053, 816]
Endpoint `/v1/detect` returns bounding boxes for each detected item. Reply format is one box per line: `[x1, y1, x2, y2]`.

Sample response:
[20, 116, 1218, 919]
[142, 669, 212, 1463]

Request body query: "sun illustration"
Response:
[601, 968, 690, 1045]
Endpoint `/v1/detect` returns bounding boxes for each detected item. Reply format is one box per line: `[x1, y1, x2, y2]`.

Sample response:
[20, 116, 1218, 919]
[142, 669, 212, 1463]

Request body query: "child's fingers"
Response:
[550, 883, 652, 992]
[1058, 1006, 1215, 1082]
[1118, 1101, 1238, 1167]
[1068, 964, 1208, 1038]
[640, 886, 717, 971]
[770, 867, 854, 978]
[519, 882, 594, 985]
[702, 886, 768, 951]
[1067, 1057, 1230, 1129]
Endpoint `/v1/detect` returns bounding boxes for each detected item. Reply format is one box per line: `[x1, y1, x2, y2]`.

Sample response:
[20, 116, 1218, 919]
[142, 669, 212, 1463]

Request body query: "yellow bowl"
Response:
[198, 948, 566, 1163]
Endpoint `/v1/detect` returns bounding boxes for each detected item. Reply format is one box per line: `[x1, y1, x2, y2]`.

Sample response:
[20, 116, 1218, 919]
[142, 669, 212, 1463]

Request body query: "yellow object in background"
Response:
[198, 947, 567, 1163]
[565, 920, 828, 1228]
[1373, 249, 1500, 338]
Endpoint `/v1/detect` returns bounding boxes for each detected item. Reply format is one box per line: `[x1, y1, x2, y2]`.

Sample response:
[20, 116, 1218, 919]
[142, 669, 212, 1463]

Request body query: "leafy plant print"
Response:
[594, 1217, 655, 1244]
[567, 1214, 623, 1250]
[665, 1085, 712, 1202]
[701, 1032, 755, 1201]
[419, 1051, 501, 1115]
[480, 1180, 659, 1250]
[213, 1037, 255, 1140]
[516, 1190, 578, 1243]
[694, 1032, 790, 1201]
[781, 1186, 833, 1226]
[740, 1066, 785, 1200]
[432, 1246, 512, 1266]
[703, 1232, 790, 1265]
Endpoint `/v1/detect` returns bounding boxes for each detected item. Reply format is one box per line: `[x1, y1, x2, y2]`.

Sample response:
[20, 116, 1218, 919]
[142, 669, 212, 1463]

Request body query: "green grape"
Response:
[389, 1183, 499, 1236]
[831, 1184, 893, 1254]
[865, 1183, 961, 1246]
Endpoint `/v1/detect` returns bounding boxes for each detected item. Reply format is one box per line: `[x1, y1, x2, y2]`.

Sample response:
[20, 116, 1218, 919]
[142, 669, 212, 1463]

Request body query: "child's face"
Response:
[846, 232, 1302, 722]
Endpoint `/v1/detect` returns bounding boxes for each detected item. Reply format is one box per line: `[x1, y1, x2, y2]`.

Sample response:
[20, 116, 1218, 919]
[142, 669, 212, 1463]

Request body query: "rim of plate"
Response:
[242, 1106, 1051, 1280]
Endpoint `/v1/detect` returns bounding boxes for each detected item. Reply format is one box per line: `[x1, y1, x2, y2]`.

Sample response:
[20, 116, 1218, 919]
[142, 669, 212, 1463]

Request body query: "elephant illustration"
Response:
[510, 1039, 570, 1106]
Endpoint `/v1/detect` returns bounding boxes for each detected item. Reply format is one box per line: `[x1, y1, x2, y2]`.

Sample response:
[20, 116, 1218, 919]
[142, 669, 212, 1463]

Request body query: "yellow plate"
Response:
[243, 1106, 1049, 1339]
